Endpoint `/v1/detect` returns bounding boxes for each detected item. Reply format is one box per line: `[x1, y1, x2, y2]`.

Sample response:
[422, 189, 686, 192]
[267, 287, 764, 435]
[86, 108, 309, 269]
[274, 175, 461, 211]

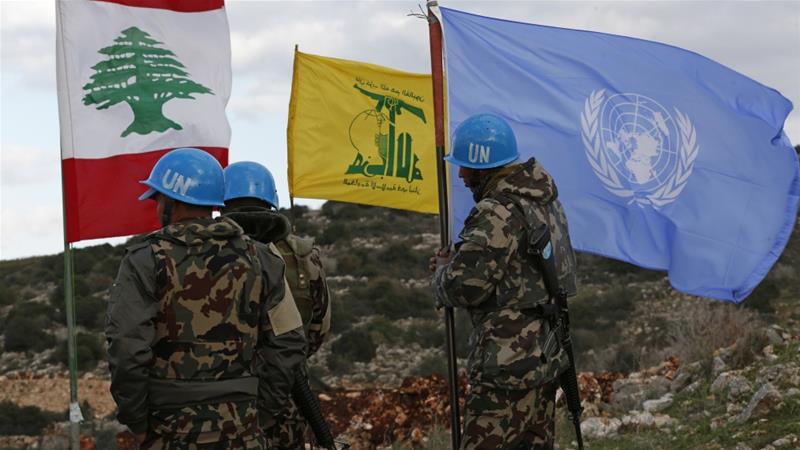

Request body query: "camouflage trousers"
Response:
[141, 400, 266, 450]
[262, 399, 307, 450]
[460, 381, 557, 450]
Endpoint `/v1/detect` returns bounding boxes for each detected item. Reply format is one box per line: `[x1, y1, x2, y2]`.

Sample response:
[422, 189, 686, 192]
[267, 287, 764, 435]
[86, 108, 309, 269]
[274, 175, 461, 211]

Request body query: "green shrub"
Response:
[3, 316, 53, 353]
[3, 303, 54, 353]
[0, 401, 61, 435]
[359, 277, 436, 320]
[330, 328, 376, 364]
[0, 285, 16, 306]
[741, 278, 778, 314]
[50, 277, 92, 313]
[51, 332, 105, 370]
[326, 352, 349, 375]
[361, 316, 403, 347]
[403, 321, 444, 349]
[75, 295, 107, 330]
[330, 294, 356, 334]
[318, 222, 351, 246]
[334, 277, 437, 324]
[412, 353, 448, 377]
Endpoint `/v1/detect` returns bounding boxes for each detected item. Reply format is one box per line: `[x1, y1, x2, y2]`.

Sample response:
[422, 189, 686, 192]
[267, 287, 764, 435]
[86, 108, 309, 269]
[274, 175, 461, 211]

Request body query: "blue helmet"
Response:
[445, 113, 519, 169]
[223, 161, 279, 208]
[138, 148, 225, 206]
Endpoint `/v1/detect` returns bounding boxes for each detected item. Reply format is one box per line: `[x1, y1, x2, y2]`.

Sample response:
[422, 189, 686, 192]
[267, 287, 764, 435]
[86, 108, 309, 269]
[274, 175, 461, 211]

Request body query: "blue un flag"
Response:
[440, 7, 799, 302]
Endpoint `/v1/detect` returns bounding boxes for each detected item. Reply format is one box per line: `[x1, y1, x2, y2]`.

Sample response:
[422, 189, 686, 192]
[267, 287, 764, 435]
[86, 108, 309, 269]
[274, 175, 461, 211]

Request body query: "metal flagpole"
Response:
[427, 2, 461, 449]
[59, 137, 82, 450]
[56, 1, 83, 447]
[62, 240, 82, 449]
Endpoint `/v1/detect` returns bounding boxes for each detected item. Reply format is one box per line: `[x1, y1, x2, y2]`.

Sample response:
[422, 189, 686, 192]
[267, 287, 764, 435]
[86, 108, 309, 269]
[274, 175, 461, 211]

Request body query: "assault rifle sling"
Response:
[291, 370, 348, 450]
[527, 223, 584, 450]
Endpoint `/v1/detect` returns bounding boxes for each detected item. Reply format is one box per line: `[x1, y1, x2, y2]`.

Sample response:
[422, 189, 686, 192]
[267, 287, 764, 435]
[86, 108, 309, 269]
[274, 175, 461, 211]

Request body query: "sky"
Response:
[1, 0, 799, 260]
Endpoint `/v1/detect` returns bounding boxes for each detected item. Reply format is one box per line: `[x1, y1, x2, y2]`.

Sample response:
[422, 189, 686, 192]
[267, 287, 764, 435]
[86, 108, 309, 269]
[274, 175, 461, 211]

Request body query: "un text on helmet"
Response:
[468, 142, 491, 164]
[162, 169, 197, 196]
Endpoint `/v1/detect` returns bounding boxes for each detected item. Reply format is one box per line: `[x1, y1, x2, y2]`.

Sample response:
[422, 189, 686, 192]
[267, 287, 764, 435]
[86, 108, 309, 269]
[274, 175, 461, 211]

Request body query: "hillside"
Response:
[0, 200, 799, 449]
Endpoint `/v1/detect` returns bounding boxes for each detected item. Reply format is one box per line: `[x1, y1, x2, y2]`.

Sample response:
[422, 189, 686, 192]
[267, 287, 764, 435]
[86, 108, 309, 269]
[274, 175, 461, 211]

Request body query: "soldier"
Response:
[430, 114, 578, 450]
[105, 148, 307, 449]
[221, 161, 333, 450]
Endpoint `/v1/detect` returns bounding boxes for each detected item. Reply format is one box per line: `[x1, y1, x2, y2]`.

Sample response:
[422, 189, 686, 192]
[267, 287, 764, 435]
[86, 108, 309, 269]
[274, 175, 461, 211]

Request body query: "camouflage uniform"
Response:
[434, 158, 577, 450]
[106, 217, 307, 449]
[224, 208, 332, 450]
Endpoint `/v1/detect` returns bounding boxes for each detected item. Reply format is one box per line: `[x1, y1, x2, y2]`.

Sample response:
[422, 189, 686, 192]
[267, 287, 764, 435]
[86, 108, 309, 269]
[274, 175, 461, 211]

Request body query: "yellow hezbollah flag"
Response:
[288, 50, 437, 214]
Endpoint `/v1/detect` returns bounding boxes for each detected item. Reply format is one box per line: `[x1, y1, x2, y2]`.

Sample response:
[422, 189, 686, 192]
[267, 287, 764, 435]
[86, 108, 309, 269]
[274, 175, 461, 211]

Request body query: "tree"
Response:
[82, 27, 213, 137]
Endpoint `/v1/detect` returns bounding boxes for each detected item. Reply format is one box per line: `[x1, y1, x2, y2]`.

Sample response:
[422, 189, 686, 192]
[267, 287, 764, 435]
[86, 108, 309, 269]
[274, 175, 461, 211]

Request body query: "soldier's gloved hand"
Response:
[428, 248, 452, 272]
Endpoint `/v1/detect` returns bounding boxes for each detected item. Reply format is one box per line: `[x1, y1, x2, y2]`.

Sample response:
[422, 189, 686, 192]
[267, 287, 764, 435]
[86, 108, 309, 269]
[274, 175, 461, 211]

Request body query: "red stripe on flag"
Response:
[93, 0, 224, 13]
[62, 147, 228, 243]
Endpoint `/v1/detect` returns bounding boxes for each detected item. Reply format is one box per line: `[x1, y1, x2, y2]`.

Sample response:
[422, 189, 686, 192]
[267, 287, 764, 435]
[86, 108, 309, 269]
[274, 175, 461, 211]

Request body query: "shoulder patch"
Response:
[268, 280, 303, 336]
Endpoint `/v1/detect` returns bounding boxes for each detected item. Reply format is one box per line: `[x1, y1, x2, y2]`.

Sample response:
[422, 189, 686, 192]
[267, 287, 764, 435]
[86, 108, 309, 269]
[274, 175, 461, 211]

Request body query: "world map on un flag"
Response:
[581, 90, 700, 208]
[601, 93, 679, 190]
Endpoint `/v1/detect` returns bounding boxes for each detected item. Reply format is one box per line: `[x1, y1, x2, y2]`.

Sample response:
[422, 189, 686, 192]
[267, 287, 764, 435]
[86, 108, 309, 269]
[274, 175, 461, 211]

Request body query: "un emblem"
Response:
[580, 90, 699, 208]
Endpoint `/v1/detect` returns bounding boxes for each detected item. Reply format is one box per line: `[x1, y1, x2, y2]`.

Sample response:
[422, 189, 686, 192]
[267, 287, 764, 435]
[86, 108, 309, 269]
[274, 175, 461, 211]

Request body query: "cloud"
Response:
[0, 204, 63, 259]
[229, 85, 291, 119]
[0, 1, 57, 89]
[0, 145, 60, 186]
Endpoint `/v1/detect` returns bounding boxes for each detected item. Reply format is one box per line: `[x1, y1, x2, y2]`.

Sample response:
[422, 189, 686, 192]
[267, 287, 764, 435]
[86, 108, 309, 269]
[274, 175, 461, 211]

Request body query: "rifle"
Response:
[291, 370, 349, 450]
[528, 224, 584, 450]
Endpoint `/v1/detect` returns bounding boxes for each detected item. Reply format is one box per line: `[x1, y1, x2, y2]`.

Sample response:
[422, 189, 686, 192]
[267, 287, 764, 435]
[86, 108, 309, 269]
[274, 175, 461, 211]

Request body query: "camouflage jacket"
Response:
[225, 208, 332, 356]
[434, 158, 577, 389]
[105, 217, 306, 434]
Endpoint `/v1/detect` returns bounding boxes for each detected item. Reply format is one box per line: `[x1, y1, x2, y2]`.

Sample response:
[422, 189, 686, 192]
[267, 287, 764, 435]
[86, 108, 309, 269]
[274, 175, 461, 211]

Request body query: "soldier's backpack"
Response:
[274, 234, 318, 331]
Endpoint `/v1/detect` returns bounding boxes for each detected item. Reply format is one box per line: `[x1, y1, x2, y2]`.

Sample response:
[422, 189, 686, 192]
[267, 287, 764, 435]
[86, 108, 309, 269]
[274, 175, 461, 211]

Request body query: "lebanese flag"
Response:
[56, 0, 231, 243]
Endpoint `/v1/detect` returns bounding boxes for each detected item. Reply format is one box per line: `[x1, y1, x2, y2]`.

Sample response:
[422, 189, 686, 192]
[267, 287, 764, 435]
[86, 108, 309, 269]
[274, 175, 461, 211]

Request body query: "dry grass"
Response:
[666, 299, 763, 368]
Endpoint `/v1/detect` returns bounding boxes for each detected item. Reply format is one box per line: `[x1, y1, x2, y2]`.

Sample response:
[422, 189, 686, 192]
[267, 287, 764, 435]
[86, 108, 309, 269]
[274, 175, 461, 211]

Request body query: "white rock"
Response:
[653, 414, 676, 428]
[712, 356, 728, 376]
[771, 434, 797, 448]
[711, 372, 733, 394]
[580, 417, 621, 439]
[670, 371, 692, 393]
[684, 380, 703, 394]
[726, 403, 743, 415]
[764, 328, 784, 346]
[727, 376, 753, 400]
[735, 383, 783, 424]
[643, 393, 673, 413]
[621, 411, 655, 429]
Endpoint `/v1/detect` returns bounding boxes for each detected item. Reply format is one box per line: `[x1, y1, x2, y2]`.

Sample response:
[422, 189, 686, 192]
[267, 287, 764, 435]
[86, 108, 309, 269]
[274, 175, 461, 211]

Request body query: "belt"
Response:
[148, 376, 258, 408]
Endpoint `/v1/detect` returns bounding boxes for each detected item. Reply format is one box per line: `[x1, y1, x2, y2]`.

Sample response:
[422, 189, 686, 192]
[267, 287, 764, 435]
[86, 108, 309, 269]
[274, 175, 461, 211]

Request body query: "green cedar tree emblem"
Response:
[82, 26, 214, 138]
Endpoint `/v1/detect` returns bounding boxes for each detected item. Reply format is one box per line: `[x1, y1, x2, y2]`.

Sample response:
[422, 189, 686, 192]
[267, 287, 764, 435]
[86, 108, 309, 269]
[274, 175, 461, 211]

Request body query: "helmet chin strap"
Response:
[160, 197, 175, 227]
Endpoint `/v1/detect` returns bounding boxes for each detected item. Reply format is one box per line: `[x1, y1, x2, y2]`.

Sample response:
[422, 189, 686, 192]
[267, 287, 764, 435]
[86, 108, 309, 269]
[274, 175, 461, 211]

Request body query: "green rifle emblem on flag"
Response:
[82, 27, 214, 137]
[346, 84, 426, 182]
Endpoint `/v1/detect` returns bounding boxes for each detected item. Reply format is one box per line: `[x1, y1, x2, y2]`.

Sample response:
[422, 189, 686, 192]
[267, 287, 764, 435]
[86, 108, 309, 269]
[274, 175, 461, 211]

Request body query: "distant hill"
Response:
[1, 200, 797, 379]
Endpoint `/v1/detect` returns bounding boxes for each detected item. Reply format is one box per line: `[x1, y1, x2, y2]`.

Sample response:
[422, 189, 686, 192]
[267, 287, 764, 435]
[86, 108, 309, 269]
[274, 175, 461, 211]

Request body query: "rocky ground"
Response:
[1, 323, 797, 449]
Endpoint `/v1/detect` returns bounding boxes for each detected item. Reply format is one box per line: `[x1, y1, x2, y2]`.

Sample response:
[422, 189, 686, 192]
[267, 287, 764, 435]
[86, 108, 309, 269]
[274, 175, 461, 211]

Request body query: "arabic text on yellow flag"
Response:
[288, 50, 437, 214]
